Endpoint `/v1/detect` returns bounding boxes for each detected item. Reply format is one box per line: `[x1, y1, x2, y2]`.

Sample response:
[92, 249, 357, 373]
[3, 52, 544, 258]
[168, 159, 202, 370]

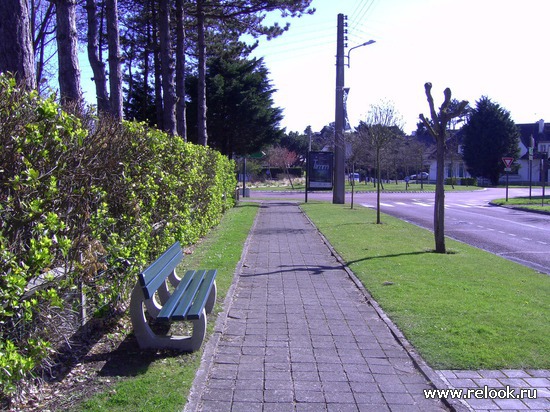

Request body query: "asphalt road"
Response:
[250, 187, 550, 275]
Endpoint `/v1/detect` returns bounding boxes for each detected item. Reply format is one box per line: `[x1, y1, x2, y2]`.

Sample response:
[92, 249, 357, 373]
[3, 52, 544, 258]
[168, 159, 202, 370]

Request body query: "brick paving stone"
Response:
[186, 203, 453, 411]
[502, 369, 532, 378]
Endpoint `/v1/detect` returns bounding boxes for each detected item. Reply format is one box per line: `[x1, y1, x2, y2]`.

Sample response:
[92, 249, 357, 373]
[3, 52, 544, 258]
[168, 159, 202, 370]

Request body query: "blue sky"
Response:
[247, 0, 550, 134]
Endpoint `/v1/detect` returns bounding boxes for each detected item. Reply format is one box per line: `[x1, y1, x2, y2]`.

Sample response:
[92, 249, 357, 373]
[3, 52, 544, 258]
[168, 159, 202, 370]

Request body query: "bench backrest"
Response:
[138, 242, 184, 299]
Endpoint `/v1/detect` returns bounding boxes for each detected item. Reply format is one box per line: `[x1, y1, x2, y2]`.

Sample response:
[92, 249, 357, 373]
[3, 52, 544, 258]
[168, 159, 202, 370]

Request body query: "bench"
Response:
[130, 241, 217, 351]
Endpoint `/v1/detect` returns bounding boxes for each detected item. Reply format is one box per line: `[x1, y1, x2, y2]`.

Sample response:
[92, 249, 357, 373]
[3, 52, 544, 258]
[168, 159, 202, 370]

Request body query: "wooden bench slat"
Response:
[171, 270, 208, 321]
[186, 270, 217, 320]
[139, 243, 183, 299]
[156, 270, 197, 321]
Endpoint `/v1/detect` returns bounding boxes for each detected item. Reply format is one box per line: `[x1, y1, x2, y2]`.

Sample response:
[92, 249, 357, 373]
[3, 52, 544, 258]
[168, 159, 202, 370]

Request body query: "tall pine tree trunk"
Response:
[106, 0, 122, 119]
[159, 0, 176, 134]
[197, 0, 208, 146]
[151, 0, 163, 129]
[55, 0, 82, 108]
[175, 0, 187, 140]
[0, 0, 36, 89]
[85, 0, 110, 113]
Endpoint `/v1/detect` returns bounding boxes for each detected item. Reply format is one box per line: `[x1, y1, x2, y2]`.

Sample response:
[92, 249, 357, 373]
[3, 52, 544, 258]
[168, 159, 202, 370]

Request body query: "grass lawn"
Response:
[250, 181, 479, 192]
[75, 202, 259, 412]
[301, 202, 550, 370]
[491, 195, 550, 214]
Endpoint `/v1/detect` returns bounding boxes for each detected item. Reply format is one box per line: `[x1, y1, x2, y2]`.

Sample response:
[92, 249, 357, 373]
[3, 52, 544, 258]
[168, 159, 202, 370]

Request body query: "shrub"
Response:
[0, 73, 236, 400]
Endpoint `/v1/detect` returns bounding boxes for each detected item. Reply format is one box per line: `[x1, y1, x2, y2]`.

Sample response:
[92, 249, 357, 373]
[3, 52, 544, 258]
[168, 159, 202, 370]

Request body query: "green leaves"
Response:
[0, 72, 236, 396]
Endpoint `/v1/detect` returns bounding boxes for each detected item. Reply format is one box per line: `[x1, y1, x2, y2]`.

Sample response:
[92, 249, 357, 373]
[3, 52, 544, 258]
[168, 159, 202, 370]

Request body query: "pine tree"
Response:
[462, 96, 520, 185]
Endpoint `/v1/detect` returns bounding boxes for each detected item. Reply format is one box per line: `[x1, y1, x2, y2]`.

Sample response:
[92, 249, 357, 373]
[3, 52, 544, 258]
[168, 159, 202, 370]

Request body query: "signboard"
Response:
[502, 157, 514, 168]
[308, 151, 333, 190]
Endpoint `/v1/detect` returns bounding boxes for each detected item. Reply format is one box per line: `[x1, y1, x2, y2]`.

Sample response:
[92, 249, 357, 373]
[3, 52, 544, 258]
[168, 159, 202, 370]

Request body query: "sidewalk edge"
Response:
[299, 205, 472, 412]
[183, 201, 263, 412]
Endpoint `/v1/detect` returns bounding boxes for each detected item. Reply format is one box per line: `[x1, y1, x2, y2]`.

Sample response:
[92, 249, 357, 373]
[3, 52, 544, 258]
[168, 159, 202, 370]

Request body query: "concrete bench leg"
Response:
[205, 280, 217, 315]
[130, 284, 207, 352]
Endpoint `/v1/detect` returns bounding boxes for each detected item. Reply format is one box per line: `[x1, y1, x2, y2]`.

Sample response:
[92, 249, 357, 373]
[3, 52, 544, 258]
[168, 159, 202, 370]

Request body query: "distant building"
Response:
[516, 120, 550, 183]
[425, 129, 472, 183]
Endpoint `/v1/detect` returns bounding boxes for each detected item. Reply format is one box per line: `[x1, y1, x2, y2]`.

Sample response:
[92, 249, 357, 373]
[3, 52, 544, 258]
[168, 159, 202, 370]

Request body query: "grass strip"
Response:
[301, 202, 550, 370]
[251, 182, 478, 192]
[75, 202, 259, 412]
[491, 196, 550, 214]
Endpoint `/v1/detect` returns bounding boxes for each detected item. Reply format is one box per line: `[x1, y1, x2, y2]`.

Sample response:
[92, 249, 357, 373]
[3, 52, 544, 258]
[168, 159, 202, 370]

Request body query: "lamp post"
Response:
[333, 14, 375, 204]
[346, 40, 375, 68]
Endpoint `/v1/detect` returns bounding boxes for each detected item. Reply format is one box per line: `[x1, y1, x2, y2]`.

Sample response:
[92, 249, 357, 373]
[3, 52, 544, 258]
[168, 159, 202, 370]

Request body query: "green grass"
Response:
[301, 202, 550, 370]
[491, 195, 550, 214]
[75, 202, 259, 412]
[251, 181, 479, 192]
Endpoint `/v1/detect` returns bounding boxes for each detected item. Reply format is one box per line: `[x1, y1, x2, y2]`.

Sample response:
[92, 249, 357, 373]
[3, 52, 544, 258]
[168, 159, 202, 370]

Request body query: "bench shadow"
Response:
[95, 322, 188, 378]
[241, 264, 345, 277]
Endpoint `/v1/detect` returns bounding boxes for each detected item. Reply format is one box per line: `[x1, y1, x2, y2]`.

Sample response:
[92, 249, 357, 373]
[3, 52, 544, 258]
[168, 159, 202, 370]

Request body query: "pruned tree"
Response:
[419, 83, 468, 253]
[358, 100, 403, 224]
[0, 0, 36, 90]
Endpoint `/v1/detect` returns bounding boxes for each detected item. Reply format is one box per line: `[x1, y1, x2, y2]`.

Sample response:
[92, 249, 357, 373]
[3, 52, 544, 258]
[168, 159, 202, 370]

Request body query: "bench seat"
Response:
[130, 241, 217, 352]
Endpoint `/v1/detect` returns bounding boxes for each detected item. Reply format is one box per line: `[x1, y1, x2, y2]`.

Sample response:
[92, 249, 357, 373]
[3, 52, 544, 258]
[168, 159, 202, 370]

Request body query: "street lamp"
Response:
[345, 40, 376, 68]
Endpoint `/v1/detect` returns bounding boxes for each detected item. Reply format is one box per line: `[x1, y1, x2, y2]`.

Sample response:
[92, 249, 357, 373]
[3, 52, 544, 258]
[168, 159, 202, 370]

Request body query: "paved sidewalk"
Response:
[186, 201, 451, 411]
[436, 369, 550, 411]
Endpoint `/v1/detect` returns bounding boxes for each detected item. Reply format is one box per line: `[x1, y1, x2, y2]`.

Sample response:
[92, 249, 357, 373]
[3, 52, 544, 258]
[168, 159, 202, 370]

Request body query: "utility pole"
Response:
[333, 13, 346, 204]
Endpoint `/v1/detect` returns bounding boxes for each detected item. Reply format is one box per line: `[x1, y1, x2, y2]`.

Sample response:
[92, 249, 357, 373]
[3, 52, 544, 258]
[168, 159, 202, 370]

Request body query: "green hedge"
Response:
[0, 74, 236, 397]
[445, 177, 477, 186]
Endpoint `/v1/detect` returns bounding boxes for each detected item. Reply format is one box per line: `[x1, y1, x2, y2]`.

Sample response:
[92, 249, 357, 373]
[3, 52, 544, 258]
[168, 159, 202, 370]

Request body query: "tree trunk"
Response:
[376, 147, 381, 224]
[197, 0, 208, 146]
[175, 0, 187, 140]
[55, 0, 82, 108]
[420, 83, 468, 254]
[434, 132, 446, 253]
[159, 0, 176, 134]
[106, 0, 122, 119]
[151, 0, 163, 129]
[0, 0, 36, 89]
[85, 0, 110, 113]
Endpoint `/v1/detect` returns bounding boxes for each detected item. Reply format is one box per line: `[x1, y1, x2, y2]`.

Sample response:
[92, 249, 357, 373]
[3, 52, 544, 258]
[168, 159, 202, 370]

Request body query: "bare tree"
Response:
[419, 83, 468, 253]
[267, 146, 298, 189]
[359, 101, 403, 224]
[0, 0, 36, 89]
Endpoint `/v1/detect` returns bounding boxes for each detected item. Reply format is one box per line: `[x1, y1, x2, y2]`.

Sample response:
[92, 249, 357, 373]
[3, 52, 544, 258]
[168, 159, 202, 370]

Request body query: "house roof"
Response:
[516, 121, 550, 159]
[517, 121, 550, 146]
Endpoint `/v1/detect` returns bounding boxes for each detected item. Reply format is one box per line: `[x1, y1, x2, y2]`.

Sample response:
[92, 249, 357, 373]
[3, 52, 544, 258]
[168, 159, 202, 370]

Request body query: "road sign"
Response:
[502, 157, 514, 168]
